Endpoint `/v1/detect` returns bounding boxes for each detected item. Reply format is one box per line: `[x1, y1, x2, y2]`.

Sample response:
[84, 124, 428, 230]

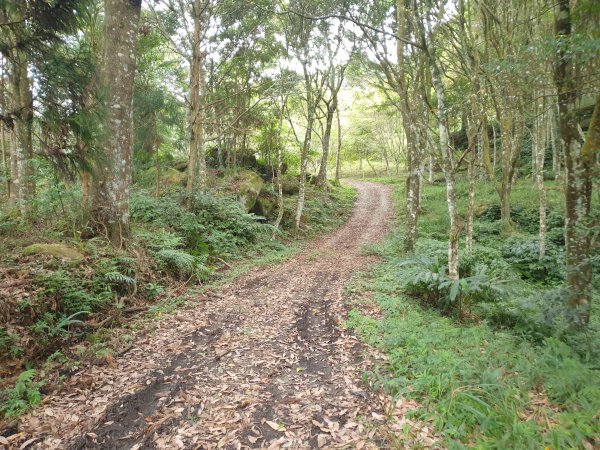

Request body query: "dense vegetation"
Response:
[348, 177, 599, 448]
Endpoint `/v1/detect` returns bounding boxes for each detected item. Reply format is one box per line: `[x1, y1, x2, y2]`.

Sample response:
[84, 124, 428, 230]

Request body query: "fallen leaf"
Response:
[266, 420, 286, 431]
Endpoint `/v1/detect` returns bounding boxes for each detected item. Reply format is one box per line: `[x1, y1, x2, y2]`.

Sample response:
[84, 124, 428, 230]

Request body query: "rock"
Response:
[23, 243, 84, 261]
[279, 175, 300, 195]
[162, 168, 187, 185]
[252, 192, 277, 219]
[171, 160, 188, 172]
[143, 167, 187, 186]
[475, 204, 491, 217]
[237, 169, 264, 211]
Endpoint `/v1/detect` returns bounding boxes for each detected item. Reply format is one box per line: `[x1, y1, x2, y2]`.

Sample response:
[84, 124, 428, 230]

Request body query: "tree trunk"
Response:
[533, 99, 547, 257]
[0, 125, 10, 201]
[396, 0, 422, 254]
[316, 99, 336, 188]
[295, 63, 315, 232]
[432, 72, 459, 280]
[335, 107, 341, 183]
[549, 103, 561, 179]
[7, 45, 35, 215]
[383, 147, 391, 177]
[428, 135, 434, 184]
[186, 0, 206, 204]
[466, 115, 477, 255]
[273, 96, 287, 234]
[554, 0, 597, 326]
[90, 0, 141, 247]
[416, 5, 460, 280]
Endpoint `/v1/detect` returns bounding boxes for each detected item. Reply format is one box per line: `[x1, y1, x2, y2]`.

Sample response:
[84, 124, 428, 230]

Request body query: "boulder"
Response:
[143, 166, 187, 186]
[237, 170, 264, 211]
[252, 192, 277, 219]
[162, 167, 187, 185]
[23, 243, 84, 261]
[279, 175, 300, 195]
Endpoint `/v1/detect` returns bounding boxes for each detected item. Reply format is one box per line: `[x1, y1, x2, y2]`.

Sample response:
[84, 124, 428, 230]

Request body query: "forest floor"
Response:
[9, 181, 436, 449]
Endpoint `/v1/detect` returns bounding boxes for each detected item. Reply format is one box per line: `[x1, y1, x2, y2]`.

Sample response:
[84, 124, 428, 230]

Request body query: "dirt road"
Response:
[17, 181, 399, 449]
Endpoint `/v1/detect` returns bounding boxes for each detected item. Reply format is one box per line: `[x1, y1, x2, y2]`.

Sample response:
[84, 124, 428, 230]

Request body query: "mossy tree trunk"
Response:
[395, 0, 423, 254]
[553, 0, 598, 326]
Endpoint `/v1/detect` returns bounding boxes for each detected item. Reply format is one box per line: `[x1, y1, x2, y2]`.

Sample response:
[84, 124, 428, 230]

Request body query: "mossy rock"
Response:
[162, 168, 187, 185]
[143, 166, 187, 186]
[475, 204, 491, 217]
[279, 175, 300, 195]
[23, 243, 84, 261]
[238, 169, 264, 211]
[252, 192, 277, 219]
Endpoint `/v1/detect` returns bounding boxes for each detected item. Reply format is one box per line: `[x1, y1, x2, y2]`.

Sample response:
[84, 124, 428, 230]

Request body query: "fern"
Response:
[397, 255, 505, 315]
[104, 271, 136, 287]
[0, 369, 44, 418]
[157, 249, 195, 275]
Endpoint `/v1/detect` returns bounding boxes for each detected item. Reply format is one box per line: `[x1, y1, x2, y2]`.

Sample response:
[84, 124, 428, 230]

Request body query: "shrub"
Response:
[138, 229, 211, 280]
[131, 190, 271, 257]
[480, 288, 600, 362]
[398, 255, 505, 316]
[35, 270, 112, 315]
[501, 236, 563, 283]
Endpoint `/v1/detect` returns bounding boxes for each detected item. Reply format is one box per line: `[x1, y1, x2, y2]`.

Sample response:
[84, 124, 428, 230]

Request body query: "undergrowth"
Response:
[0, 176, 357, 421]
[349, 177, 599, 448]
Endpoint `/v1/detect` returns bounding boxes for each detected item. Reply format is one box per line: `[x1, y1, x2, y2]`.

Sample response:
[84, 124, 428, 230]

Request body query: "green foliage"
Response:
[347, 259, 600, 448]
[501, 236, 564, 283]
[0, 328, 24, 359]
[35, 270, 112, 315]
[131, 190, 271, 258]
[0, 370, 44, 418]
[31, 311, 88, 340]
[352, 176, 600, 447]
[398, 255, 505, 316]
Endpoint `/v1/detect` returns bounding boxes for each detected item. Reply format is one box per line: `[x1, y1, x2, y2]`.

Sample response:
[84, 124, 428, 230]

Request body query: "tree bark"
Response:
[316, 98, 336, 188]
[6, 40, 35, 215]
[186, 0, 206, 204]
[273, 95, 287, 234]
[335, 107, 341, 183]
[466, 115, 478, 255]
[396, 0, 422, 254]
[295, 62, 316, 232]
[533, 97, 548, 257]
[415, 3, 460, 280]
[90, 0, 141, 247]
[553, 0, 597, 326]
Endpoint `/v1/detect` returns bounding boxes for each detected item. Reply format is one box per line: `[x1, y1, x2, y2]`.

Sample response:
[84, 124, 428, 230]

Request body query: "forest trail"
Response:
[17, 181, 414, 449]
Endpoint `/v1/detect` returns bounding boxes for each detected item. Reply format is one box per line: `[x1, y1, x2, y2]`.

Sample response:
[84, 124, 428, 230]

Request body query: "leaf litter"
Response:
[7, 182, 441, 449]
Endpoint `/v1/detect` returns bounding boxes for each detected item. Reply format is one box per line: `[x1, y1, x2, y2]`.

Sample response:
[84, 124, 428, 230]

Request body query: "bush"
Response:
[35, 270, 112, 315]
[501, 236, 564, 283]
[131, 190, 271, 257]
[480, 288, 600, 361]
[397, 255, 505, 316]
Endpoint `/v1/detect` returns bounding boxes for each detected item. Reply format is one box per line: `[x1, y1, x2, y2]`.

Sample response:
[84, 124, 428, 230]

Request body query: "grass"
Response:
[347, 175, 599, 449]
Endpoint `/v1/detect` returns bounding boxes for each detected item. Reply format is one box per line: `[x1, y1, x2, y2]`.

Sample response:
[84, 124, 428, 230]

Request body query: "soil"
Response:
[7, 181, 437, 449]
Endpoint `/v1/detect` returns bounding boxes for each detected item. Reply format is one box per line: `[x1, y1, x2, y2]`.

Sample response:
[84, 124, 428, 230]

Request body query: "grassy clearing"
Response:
[347, 176, 599, 449]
